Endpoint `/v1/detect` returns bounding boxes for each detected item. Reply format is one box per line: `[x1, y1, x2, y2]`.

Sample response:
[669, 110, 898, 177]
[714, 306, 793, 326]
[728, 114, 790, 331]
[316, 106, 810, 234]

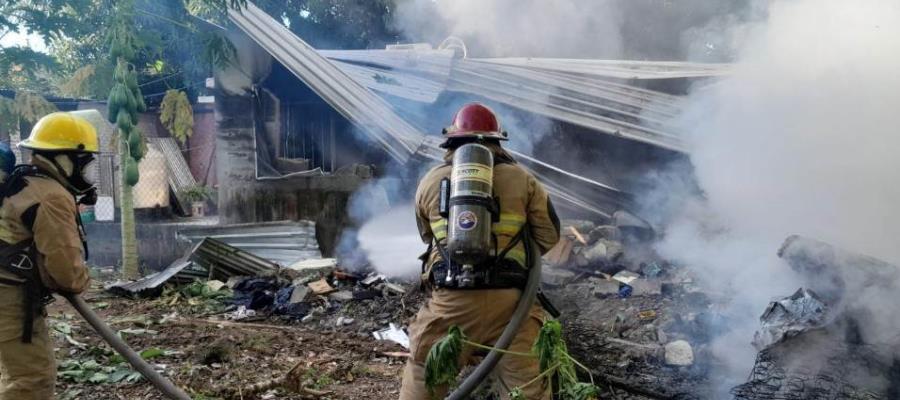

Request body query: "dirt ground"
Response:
[48, 286, 413, 400]
[45, 264, 710, 400]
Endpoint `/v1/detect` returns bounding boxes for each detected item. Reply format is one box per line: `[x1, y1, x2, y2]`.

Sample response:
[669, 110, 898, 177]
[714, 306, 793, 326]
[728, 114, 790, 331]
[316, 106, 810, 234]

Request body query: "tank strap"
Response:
[0, 239, 47, 343]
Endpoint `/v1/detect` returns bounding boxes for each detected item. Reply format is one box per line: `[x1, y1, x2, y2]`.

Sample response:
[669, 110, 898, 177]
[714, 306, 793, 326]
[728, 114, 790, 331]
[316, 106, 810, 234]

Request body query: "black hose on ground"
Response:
[63, 293, 193, 400]
[445, 231, 542, 400]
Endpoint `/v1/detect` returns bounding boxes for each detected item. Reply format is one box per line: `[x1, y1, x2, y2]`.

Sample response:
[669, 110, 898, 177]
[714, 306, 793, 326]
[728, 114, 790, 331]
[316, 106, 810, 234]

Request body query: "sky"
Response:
[0, 30, 48, 53]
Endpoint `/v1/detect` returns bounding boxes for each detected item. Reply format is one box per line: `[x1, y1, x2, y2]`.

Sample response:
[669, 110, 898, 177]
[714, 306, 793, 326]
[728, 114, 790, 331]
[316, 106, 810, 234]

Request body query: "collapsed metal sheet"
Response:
[105, 259, 196, 297]
[229, 3, 424, 163]
[752, 288, 829, 350]
[470, 57, 731, 80]
[191, 237, 280, 281]
[230, 2, 654, 217]
[177, 220, 321, 267]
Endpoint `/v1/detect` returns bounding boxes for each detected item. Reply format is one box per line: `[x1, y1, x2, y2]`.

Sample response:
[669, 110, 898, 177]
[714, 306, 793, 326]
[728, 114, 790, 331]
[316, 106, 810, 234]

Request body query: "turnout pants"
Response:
[0, 285, 55, 400]
[399, 288, 549, 400]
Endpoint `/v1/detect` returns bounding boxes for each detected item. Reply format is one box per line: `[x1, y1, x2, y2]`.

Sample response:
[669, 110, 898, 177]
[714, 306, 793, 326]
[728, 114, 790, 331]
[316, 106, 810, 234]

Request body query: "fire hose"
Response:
[445, 230, 542, 400]
[63, 293, 192, 400]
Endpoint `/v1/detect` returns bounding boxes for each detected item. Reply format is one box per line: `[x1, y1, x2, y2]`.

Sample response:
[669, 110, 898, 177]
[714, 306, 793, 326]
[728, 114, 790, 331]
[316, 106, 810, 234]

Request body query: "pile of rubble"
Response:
[732, 236, 900, 400]
[539, 213, 717, 399]
[105, 220, 422, 352]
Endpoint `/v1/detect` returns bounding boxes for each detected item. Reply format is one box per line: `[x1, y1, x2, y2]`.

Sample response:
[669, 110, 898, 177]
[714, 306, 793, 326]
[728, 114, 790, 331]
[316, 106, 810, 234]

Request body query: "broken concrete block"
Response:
[664, 340, 694, 366]
[630, 279, 662, 296]
[308, 279, 336, 295]
[361, 274, 386, 287]
[612, 210, 654, 241]
[289, 286, 309, 304]
[592, 279, 621, 297]
[381, 282, 407, 295]
[328, 290, 354, 302]
[588, 225, 621, 242]
[286, 258, 337, 279]
[583, 239, 624, 264]
[612, 270, 640, 285]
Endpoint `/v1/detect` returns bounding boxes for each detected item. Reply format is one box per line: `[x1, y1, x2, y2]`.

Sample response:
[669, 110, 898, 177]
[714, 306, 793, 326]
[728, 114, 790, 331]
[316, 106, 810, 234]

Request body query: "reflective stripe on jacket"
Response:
[415, 148, 560, 280]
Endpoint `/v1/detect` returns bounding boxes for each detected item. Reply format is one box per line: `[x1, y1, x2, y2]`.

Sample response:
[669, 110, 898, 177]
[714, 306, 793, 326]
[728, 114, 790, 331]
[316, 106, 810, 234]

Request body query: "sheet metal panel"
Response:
[177, 220, 321, 267]
[331, 61, 445, 103]
[470, 58, 731, 80]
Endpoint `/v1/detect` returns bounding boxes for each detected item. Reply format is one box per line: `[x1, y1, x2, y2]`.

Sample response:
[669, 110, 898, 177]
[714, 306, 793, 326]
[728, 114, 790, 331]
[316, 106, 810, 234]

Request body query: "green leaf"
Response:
[88, 372, 109, 384]
[560, 382, 599, 400]
[81, 360, 101, 371]
[534, 319, 563, 373]
[53, 321, 73, 335]
[139, 348, 166, 360]
[108, 368, 132, 383]
[125, 371, 143, 383]
[424, 325, 465, 394]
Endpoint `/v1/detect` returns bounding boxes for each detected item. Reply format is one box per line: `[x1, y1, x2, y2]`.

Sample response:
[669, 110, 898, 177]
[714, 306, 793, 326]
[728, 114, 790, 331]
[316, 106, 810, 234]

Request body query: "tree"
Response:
[105, 0, 147, 280]
[255, 0, 402, 49]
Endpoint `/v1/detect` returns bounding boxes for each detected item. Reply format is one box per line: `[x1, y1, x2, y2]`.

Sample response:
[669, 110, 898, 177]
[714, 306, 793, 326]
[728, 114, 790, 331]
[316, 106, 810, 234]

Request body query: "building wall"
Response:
[189, 104, 217, 186]
[214, 88, 372, 256]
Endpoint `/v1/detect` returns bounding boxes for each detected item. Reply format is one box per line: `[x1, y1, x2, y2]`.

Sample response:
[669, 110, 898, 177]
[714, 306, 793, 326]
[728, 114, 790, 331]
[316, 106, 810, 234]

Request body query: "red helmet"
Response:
[442, 103, 509, 141]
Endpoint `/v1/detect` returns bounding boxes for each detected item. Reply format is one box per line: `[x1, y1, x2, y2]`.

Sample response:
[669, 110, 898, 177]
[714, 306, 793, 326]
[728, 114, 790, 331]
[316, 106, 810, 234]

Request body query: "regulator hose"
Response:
[63, 293, 192, 400]
[445, 230, 542, 400]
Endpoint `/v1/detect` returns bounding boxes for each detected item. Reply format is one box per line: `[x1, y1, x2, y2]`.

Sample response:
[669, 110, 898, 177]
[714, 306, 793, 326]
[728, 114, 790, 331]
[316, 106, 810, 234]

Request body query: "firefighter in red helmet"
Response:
[400, 103, 560, 399]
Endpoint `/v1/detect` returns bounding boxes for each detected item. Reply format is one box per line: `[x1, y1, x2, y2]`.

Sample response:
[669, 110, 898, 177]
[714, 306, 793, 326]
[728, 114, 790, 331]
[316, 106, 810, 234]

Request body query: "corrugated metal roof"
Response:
[192, 237, 280, 280]
[176, 220, 321, 267]
[229, 3, 424, 163]
[469, 58, 731, 80]
[316, 52, 689, 151]
[228, 2, 667, 217]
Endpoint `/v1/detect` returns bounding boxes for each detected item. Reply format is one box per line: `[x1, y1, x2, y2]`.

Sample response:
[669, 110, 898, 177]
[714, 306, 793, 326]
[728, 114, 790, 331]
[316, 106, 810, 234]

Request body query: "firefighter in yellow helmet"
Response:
[400, 103, 560, 399]
[0, 112, 97, 399]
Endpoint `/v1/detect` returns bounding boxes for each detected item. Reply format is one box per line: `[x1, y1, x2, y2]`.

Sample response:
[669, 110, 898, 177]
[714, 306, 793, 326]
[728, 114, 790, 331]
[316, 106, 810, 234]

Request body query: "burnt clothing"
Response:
[414, 146, 560, 279]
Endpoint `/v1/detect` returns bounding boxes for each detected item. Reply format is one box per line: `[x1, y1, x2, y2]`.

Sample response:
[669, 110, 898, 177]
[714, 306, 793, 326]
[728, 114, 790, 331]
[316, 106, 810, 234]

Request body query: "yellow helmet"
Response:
[20, 112, 99, 153]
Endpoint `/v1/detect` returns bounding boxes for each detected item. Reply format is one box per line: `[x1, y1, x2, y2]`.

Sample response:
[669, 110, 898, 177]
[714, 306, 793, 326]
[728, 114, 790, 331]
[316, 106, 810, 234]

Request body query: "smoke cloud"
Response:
[651, 0, 900, 391]
[357, 204, 423, 279]
[392, 0, 759, 61]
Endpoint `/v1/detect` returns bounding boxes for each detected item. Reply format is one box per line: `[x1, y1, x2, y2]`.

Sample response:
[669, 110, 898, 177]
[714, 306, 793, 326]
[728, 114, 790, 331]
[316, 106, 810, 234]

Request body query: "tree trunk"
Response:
[120, 133, 139, 279]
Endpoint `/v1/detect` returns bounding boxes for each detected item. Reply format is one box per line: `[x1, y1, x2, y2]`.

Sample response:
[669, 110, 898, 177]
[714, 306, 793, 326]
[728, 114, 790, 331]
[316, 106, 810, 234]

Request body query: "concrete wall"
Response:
[84, 221, 193, 271]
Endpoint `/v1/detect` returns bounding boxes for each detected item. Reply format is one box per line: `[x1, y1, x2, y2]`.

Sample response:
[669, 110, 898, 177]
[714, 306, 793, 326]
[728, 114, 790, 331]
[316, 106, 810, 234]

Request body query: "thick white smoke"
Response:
[393, 0, 623, 58]
[357, 204, 423, 279]
[655, 0, 900, 391]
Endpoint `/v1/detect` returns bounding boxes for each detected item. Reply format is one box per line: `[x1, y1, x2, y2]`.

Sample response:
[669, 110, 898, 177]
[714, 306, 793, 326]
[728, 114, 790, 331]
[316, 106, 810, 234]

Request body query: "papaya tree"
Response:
[105, 0, 146, 280]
